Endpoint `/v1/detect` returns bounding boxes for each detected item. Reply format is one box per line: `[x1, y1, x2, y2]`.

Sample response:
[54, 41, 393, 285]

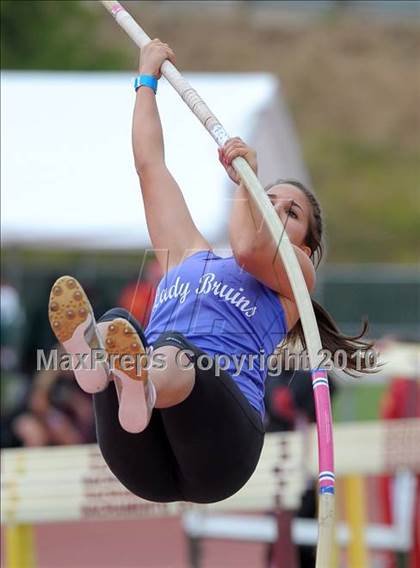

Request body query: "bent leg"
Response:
[93, 385, 182, 502]
[95, 312, 264, 504]
[154, 332, 265, 504]
[93, 308, 183, 502]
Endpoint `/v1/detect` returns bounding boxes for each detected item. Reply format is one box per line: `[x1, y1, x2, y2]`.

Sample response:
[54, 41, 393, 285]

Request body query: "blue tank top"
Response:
[145, 250, 287, 417]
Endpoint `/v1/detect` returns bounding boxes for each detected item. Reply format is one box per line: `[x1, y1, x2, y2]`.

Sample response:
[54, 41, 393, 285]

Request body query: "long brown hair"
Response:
[266, 179, 376, 376]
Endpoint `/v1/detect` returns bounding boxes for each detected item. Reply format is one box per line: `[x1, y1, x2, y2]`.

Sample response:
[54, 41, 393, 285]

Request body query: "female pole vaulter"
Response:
[48, 41, 373, 503]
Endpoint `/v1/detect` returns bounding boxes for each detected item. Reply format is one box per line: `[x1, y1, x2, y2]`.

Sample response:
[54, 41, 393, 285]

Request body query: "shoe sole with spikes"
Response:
[104, 318, 155, 434]
[48, 276, 110, 393]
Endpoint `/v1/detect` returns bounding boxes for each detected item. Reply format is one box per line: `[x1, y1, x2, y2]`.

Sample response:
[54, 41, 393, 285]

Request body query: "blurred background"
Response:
[1, 1, 419, 567]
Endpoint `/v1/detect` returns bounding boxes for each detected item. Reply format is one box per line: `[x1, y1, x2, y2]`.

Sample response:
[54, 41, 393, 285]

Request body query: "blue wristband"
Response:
[134, 74, 158, 94]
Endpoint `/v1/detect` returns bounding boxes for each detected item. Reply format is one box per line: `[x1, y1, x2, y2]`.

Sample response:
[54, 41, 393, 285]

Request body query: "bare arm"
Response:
[229, 180, 315, 298]
[133, 40, 211, 272]
[220, 138, 315, 300]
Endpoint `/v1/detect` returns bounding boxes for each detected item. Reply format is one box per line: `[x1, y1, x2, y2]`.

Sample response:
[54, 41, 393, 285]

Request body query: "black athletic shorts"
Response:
[93, 308, 265, 504]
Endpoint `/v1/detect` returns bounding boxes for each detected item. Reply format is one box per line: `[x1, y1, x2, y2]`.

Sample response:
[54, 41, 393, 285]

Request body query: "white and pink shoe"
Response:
[48, 276, 155, 433]
[103, 317, 156, 434]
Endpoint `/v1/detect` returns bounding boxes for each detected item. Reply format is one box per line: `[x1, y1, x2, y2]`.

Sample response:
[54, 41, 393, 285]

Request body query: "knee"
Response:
[98, 307, 132, 323]
[98, 308, 148, 346]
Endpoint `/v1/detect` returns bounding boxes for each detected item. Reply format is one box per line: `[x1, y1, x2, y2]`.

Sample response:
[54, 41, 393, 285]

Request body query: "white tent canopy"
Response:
[1, 72, 308, 251]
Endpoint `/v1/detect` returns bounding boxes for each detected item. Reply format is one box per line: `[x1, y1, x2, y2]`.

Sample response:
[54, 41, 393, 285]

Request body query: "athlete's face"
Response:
[266, 184, 312, 257]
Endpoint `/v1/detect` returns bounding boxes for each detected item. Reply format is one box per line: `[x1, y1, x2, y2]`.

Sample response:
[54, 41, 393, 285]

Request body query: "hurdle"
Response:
[2, 418, 419, 567]
[182, 469, 416, 567]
